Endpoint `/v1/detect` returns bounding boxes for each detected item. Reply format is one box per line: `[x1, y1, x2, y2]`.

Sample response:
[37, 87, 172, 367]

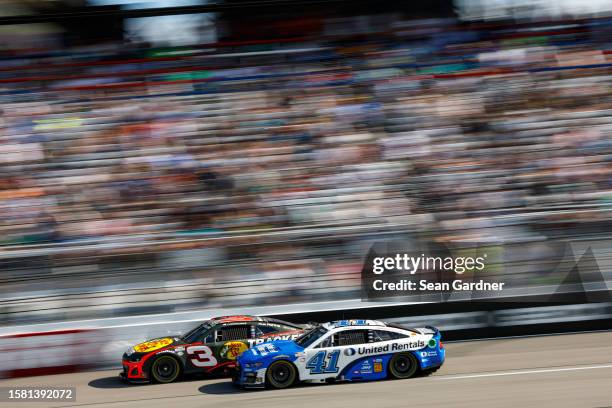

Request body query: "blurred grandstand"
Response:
[0, 0, 611, 325]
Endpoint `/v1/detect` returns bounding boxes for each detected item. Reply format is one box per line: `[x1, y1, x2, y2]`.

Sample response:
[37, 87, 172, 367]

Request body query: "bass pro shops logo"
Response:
[133, 338, 174, 353]
[220, 341, 248, 360]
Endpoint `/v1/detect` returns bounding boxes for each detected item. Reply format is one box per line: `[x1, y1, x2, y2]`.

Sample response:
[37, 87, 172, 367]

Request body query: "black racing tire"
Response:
[266, 360, 297, 389]
[388, 352, 419, 379]
[149, 355, 182, 384]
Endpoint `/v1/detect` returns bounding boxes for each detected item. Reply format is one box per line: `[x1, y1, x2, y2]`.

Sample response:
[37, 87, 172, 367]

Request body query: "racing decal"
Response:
[336, 320, 368, 327]
[251, 343, 278, 356]
[248, 331, 301, 346]
[373, 358, 383, 373]
[357, 359, 372, 374]
[306, 350, 340, 374]
[296, 351, 306, 362]
[355, 340, 425, 355]
[186, 345, 218, 367]
[342, 355, 391, 381]
[133, 338, 174, 353]
[220, 341, 248, 361]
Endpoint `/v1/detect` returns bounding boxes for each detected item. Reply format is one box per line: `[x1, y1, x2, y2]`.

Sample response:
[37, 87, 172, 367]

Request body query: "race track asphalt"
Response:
[1, 331, 611, 408]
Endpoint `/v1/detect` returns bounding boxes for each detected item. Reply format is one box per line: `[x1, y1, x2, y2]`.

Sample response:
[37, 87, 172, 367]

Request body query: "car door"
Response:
[184, 323, 252, 372]
[302, 328, 369, 381]
[210, 323, 253, 365]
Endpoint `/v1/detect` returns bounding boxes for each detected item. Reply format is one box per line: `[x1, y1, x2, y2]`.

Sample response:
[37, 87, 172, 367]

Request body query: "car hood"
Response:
[132, 336, 184, 353]
[238, 340, 304, 364]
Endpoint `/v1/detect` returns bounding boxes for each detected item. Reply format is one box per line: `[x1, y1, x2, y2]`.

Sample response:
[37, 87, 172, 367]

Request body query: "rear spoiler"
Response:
[385, 322, 439, 335]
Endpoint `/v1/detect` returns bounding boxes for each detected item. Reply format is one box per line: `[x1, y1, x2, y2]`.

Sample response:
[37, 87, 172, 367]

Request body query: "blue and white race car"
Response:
[233, 319, 444, 389]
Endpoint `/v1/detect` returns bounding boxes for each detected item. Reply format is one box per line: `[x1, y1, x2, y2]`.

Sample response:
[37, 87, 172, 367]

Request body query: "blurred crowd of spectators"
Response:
[0, 17, 610, 251]
[0, 20, 612, 252]
[1, 15, 611, 320]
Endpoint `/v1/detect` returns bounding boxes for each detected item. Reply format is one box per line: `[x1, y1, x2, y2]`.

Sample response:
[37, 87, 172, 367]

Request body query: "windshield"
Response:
[295, 326, 329, 348]
[181, 321, 213, 343]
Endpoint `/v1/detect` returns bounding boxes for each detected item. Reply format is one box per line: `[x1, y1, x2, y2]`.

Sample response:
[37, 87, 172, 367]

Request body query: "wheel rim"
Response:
[267, 361, 295, 388]
[393, 356, 411, 374]
[271, 364, 290, 383]
[390, 353, 417, 379]
[154, 357, 178, 381]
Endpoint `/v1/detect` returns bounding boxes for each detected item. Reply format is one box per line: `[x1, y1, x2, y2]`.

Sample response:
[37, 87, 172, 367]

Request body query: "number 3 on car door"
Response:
[186, 345, 218, 367]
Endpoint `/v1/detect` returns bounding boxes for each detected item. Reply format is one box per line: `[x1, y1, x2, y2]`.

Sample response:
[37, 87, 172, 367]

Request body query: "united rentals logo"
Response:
[344, 348, 357, 356]
[356, 341, 425, 355]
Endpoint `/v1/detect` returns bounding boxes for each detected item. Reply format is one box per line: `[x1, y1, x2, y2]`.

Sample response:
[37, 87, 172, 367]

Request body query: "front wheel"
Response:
[150, 355, 181, 383]
[266, 360, 297, 389]
[388, 352, 418, 379]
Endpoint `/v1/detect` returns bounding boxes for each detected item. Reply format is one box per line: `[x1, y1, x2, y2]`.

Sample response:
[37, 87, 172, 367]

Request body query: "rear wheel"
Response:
[150, 355, 181, 383]
[388, 352, 418, 379]
[266, 361, 297, 389]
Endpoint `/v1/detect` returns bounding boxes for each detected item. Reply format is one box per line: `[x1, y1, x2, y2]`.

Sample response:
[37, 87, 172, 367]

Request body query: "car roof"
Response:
[211, 315, 257, 323]
[210, 315, 302, 328]
[323, 319, 388, 330]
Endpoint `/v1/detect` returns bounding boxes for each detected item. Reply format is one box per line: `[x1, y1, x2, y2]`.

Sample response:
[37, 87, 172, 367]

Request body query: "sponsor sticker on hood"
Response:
[134, 337, 174, 353]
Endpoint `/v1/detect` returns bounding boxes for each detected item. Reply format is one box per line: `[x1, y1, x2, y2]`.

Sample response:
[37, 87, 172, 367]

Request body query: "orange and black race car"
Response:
[120, 315, 306, 383]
